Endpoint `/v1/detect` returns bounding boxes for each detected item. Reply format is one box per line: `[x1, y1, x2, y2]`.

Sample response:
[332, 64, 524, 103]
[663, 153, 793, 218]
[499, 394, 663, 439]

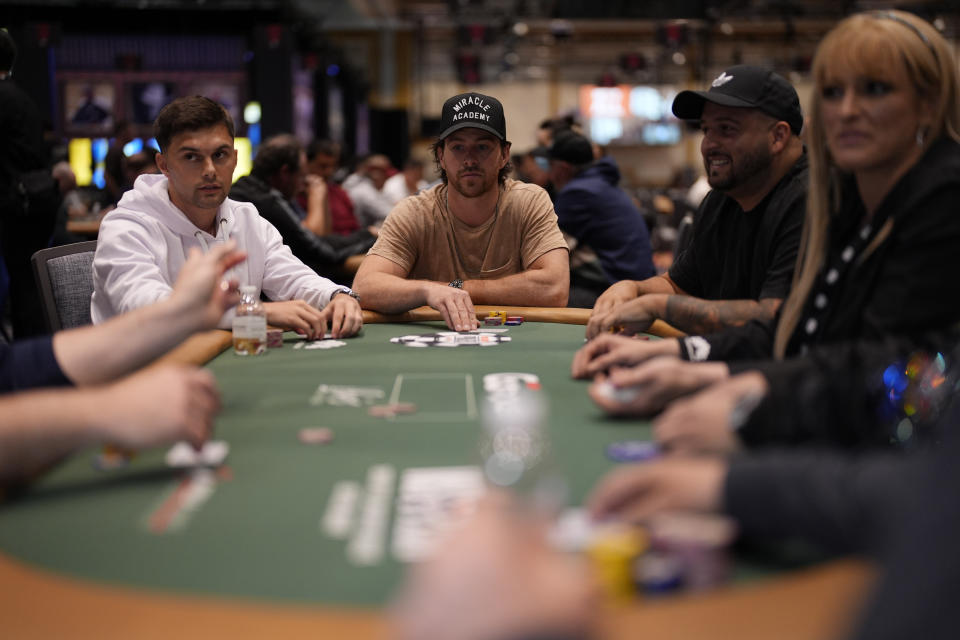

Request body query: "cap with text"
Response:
[438, 92, 507, 141]
[672, 65, 803, 135]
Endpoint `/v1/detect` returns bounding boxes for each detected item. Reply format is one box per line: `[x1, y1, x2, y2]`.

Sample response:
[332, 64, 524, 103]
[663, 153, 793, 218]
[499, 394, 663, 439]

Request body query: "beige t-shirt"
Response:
[368, 179, 568, 282]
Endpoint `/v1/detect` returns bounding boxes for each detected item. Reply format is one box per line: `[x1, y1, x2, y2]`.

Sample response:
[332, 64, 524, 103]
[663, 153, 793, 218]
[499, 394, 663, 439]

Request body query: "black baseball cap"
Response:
[438, 92, 507, 141]
[672, 65, 803, 135]
[548, 131, 594, 165]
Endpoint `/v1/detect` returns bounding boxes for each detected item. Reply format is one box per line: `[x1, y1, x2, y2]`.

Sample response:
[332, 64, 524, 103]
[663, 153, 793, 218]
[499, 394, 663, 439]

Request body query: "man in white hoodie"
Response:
[91, 96, 362, 339]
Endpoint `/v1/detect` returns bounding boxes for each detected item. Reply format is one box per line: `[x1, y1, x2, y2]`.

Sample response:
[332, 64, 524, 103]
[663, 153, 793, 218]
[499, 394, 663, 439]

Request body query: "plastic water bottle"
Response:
[232, 285, 266, 356]
[479, 384, 567, 514]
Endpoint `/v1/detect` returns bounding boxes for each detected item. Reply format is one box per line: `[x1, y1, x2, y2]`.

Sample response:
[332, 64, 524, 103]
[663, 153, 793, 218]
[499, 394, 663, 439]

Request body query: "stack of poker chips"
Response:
[267, 329, 284, 348]
[586, 524, 649, 602]
[641, 513, 737, 593]
[581, 510, 736, 600]
[484, 311, 524, 326]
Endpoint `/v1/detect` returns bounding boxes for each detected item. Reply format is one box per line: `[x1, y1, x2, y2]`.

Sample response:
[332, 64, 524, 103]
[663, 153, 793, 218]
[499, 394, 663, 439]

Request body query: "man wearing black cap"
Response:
[548, 130, 655, 308]
[354, 92, 569, 331]
[586, 65, 807, 340]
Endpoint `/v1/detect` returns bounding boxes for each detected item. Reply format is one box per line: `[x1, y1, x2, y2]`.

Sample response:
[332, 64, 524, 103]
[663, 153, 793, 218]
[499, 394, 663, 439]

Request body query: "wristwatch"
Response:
[333, 288, 361, 302]
[448, 279, 463, 289]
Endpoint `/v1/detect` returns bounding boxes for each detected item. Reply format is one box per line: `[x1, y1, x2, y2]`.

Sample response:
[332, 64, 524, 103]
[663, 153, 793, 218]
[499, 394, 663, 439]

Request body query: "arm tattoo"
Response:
[663, 296, 781, 335]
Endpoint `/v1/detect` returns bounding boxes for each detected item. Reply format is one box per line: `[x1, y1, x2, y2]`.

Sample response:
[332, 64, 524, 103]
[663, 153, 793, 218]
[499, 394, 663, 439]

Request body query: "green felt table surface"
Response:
[0, 322, 775, 607]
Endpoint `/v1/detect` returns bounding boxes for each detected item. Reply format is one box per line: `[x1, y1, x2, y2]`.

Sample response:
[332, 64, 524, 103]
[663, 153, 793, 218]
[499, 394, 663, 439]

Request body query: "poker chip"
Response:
[605, 440, 661, 462]
[298, 427, 334, 445]
[267, 329, 284, 348]
[595, 380, 641, 404]
[646, 513, 737, 592]
[368, 402, 418, 418]
[92, 446, 133, 471]
[636, 550, 684, 594]
[586, 524, 648, 602]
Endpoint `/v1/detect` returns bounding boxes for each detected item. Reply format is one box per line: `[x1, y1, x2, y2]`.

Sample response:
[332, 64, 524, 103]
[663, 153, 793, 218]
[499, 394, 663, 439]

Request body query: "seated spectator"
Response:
[229, 134, 375, 284]
[124, 150, 159, 185]
[383, 158, 429, 205]
[104, 120, 134, 204]
[548, 131, 656, 308]
[342, 153, 394, 227]
[303, 139, 363, 236]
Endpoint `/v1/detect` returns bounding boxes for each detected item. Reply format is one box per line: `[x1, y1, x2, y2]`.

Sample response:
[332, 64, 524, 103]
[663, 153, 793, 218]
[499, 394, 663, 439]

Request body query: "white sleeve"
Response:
[256, 216, 345, 309]
[92, 216, 175, 322]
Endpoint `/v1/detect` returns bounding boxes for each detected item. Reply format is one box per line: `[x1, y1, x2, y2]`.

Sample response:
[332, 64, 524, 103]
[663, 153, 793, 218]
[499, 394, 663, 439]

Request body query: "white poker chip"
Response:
[165, 440, 229, 468]
[595, 380, 640, 404]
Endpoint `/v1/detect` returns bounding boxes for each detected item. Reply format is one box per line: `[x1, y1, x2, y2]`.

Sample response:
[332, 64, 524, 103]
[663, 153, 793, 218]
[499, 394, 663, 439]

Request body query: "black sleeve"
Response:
[724, 447, 917, 556]
[859, 187, 960, 339]
[848, 421, 960, 640]
[0, 337, 71, 393]
[258, 199, 376, 268]
[756, 186, 805, 300]
[677, 316, 778, 362]
[729, 330, 959, 448]
[667, 195, 712, 297]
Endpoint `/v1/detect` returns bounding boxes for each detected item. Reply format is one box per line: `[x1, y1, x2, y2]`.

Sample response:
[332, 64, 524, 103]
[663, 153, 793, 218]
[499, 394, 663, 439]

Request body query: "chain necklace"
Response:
[444, 185, 502, 276]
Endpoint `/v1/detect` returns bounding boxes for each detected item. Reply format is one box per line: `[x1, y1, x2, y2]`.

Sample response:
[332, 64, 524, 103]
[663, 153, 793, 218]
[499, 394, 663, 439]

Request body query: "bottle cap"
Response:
[240, 285, 259, 297]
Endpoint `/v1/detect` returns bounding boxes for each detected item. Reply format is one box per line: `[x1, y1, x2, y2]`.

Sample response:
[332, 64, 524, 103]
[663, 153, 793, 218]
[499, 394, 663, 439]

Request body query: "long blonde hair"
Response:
[773, 10, 960, 358]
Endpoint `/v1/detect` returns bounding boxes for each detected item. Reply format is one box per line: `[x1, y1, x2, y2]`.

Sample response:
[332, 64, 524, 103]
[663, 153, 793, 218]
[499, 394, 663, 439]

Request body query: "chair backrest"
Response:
[31, 240, 98, 333]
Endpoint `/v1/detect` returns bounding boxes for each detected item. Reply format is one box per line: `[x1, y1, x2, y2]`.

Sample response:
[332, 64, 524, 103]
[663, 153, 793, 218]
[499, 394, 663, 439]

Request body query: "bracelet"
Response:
[448, 279, 463, 289]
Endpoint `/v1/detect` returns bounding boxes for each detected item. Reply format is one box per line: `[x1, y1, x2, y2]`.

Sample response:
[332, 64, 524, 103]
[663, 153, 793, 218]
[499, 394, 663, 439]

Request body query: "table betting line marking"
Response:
[346, 464, 396, 566]
[322, 481, 361, 539]
[387, 373, 478, 422]
[140, 468, 219, 535]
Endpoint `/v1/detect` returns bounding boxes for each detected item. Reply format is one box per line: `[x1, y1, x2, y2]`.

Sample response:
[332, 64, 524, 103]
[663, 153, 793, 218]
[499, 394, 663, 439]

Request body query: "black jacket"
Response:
[230, 175, 375, 284]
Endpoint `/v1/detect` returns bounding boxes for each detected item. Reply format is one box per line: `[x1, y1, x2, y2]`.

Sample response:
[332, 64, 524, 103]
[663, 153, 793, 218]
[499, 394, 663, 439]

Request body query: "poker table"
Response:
[0, 306, 873, 639]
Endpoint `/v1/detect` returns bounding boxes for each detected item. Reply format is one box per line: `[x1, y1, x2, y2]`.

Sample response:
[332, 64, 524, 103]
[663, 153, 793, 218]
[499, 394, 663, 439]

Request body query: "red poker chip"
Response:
[298, 427, 334, 444]
[368, 402, 418, 417]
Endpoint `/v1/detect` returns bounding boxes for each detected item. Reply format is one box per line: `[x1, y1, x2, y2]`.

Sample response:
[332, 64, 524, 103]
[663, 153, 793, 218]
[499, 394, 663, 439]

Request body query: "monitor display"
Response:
[63, 82, 115, 135]
[579, 84, 680, 146]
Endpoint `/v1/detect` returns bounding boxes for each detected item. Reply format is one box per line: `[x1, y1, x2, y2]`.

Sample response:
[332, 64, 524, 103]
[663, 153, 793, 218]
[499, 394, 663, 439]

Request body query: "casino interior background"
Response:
[0, 0, 957, 202]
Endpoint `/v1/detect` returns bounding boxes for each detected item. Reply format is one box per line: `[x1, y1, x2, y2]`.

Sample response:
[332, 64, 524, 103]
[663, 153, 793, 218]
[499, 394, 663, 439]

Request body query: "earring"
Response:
[916, 127, 926, 147]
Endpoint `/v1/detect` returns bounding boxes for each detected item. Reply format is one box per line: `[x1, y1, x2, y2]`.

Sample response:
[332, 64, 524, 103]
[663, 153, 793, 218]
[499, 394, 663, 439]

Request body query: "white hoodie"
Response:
[91, 173, 348, 327]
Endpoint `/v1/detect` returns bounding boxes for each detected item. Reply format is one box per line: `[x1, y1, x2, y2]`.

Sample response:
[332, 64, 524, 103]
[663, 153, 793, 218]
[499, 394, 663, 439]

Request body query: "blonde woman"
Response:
[572, 11, 960, 448]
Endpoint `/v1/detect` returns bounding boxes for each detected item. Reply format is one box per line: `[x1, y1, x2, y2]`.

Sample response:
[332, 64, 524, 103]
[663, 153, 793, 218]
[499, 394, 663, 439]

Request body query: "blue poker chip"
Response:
[605, 440, 661, 462]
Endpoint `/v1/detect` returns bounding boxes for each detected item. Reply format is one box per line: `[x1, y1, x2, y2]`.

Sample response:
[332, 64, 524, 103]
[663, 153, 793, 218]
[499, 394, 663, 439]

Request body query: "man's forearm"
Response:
[636, 274, 680, 296]
[302, 193, 331, 236]
[54, 296, 201, 385]
[663, 296, 781, 336]
[355, 273, 435, 314]
[466, 269, 568, 307]
[0, 389, 102, 487]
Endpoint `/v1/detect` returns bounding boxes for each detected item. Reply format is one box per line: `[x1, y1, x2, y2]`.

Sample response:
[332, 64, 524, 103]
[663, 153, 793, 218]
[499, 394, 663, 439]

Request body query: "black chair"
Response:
[31, 240, 98, 333]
